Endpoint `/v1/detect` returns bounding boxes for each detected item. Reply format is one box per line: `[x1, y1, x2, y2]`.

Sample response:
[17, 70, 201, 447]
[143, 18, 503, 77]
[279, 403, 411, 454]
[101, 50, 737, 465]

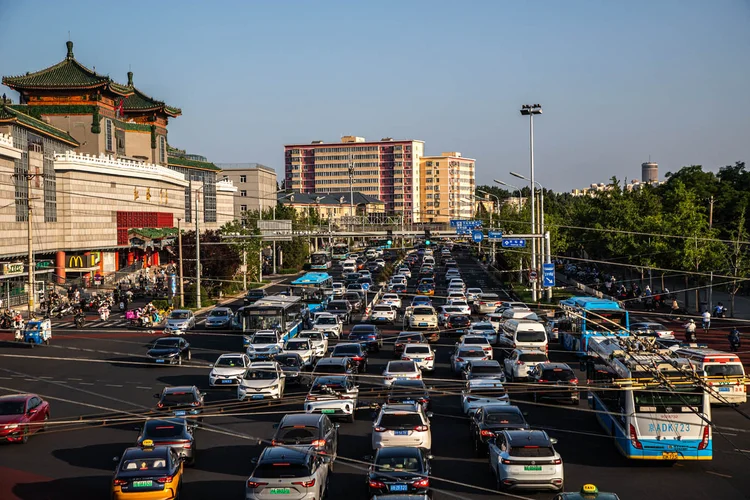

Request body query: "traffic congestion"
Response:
[0, 241, 748, 500]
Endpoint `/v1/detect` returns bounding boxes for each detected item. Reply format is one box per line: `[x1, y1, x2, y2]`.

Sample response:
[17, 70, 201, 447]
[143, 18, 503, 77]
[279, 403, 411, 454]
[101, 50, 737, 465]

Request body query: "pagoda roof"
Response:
[168, 155, 220, 172]
[0, 102, 79, 146]
[2, 41, 133, 96]
[121, 72, 181, 117]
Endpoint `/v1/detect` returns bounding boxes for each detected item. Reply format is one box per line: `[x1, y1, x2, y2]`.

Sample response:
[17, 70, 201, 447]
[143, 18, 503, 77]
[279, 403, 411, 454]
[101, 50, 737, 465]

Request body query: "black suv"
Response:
[154, 385, 205, 421]
[446, 314, 471, 335]
[387, 379, 431, 411]
[348, 324, 383, 352]
[393, 332, 427, 358]
[528, 363, 580, 405]
[469, 404, 528, 455]
[326, 300, 353, 324]
[244, 288, 267, 305]
[271, 413, 339, 468]
[367, 446, 432, 497]
[331, 343, 368, 374]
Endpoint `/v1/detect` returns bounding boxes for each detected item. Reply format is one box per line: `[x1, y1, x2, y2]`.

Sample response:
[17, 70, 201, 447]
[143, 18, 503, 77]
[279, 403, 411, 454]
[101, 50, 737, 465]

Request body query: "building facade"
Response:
[284, 136, 425, 222]
[419, 152, 475, 223]
[277, 192, 386, 220]
[217, 163, 278, 217]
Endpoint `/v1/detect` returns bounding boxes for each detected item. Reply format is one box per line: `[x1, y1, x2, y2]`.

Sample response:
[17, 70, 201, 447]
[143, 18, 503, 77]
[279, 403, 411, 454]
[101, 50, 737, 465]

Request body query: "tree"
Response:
[180, 230, 242, 294]
[220, 219, 263, 284]
[722, 205, 750, 317]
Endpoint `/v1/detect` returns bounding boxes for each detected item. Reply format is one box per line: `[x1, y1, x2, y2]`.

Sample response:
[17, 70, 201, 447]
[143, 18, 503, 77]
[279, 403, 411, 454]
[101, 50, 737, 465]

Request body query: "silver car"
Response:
[204, 307, 234, 329]
[246, 445, 330, 500]
[164, 310, 195, 334]
[372, 403, 433, 452]
[488, 430, 564, 492]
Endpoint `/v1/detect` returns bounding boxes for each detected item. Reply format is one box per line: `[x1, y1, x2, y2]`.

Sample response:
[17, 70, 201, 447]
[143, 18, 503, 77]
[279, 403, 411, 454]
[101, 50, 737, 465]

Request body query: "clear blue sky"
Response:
[1, 0, 748, 192]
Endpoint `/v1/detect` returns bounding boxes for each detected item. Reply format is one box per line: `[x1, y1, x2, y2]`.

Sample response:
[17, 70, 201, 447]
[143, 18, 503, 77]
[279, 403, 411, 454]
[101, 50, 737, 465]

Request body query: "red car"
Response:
[0, 394, 50, 443]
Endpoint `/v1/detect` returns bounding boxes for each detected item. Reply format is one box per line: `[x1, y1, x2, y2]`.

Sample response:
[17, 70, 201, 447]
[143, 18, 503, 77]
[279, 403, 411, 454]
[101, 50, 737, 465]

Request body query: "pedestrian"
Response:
[728, 327, 741, 353]
[701, 309, 711, 333]
[684, 319, 697, 342]
[670, 298, 680, 319]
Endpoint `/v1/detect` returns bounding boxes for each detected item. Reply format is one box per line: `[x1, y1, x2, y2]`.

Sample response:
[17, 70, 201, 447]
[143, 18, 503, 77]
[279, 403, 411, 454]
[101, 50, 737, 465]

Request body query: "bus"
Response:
[558, 296, 629, 355]
[586, 336, 712, 461]
[310, 251, 332, 270]
[331, 243, 349, 261]
[671, 347, 746, 405]
[237, 295, 308, 347]
[290, 272, 334, 313]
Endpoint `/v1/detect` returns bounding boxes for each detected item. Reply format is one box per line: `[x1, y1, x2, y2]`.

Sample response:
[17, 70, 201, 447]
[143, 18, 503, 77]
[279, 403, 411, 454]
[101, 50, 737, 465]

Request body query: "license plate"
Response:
[155, 359, 165, 363]
[663, 452, 679, 460]
[133, 480, 152, 487]
[321, 409, 335, 414]
[395, 430, 409, 436]
[252, 394, 264, 400]
[221, 379, 233, 384]
[419, 323, 427, 327]
[523, 465, 542, 471]
[719, 387, 730, 392]
[174, 410, 186, 416]
[455, 329, 464, 333]
[389, 484, 408, 492]
[403, 400, 415, 404]
[269, 488, 291, 494]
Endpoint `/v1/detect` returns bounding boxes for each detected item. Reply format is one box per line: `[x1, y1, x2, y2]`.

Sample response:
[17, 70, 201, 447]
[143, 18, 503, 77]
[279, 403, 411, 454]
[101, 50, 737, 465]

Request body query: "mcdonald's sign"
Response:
[66, 254, 99, 269]
[67, 255, 85, 269]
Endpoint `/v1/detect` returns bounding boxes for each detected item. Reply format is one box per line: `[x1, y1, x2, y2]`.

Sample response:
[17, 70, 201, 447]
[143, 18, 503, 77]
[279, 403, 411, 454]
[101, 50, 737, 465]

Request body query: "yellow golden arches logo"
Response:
[68, 255, 84, 268]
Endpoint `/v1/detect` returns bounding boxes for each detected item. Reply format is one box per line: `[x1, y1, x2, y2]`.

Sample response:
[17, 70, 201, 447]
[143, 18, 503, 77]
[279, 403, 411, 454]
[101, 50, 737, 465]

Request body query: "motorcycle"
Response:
[713, 305, 727, 318]
[98, 306, 110, 321]
[74, 314, 85, 329]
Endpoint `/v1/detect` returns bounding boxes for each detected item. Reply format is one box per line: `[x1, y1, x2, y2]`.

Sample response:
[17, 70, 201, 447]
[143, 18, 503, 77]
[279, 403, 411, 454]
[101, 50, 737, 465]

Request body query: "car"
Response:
[461, 379, 510, 415]
[371, 303, 399, 324]
[418, 266, 434, 277]
[438, 306, 464, 326]
[348, 324, 384, 352]
[204, 306, 234, 329]
[246, 445, 330, 500]
[136, 417, 196, 465]
[155, 386, 204, 419]
[450, 345, 490, 375]
[528, 363, 580, 404]
[630, 321, 675, 340]
[0, 394, 49, 443]
[445, 314, 471, 336]
[284, 338, 315, 367]
[470, 405, 529, 455]
[147, 336, 191, 365]
[359, 269, 373, 279]
[410, 296, 432, 308]
[381, 293, 402, 310]
[358, 277, 375, 290]
[447, 284, 466, 295]
[417, 277, 435, 288]
[345, 272, 363, 285]
[390, 283, 407, 294]
[347, 283, 366, 295]
[304, 375, 359, 422]
[466, 288, 484, 303]
[553, 484, 621, 499]
[366, 248, 379, 259]
[237, 361, 286, 401]
[245, 331, 283, 361]
[343, 292, 365, 313]
[332, 282, 346, 297]
[446, 291, 467, 303]
[447, 300, 471, 316]
[404, 306, 438, 331]
[244, 288, 268, 305]
[416, 283, 434, 296]
[468, 321, 498, 343]
[382, 360, 422, 387]
[393, 332, 428, 358]
[463, 359, 505, 382]
[391, 275, 408, 287]
[386, 379, 432, 411]
[326, 300, 352, 325]
[397, 267, 411, 279]
[366, 446, 432, 497]
[372, 403, 433, 451]
[307, 357, 357, 385]
[271, 413, 339, 466]
[494, 302, 529, 314]
[401, 343, 435, 372]
[448, 278, 466, 291]
[375, 258, 386, 268]
[312, 313, 344, 339]
[274, 353, 305, 385]
[458, 334, 494, 359]
[112, 445, 184, 500]
[164, 309, 195, 334]
[331, 342, 369, 373]
[488, 430, 564, 492]
[504, 349, 549, 382]
[209, 353, 251, 387]
[474, 293, 504, 314]
[484, 312, 506, 332]
[298, 330, 328, 357]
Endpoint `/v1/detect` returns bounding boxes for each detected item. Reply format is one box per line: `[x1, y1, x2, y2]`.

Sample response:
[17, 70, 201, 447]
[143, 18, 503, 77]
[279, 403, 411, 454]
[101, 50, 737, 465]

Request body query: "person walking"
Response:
[684, 319, 697, 342]
[670, 298, 680, 319]
[701, 309, 711, 334]
[728, 327, 741, 353]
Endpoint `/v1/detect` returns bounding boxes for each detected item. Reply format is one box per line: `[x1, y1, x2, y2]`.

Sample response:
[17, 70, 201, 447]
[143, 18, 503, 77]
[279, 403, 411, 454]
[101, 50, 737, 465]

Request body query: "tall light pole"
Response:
[512, 171, 550, 300]
[194, 184, 204, 309]
[493, 179, 522, 211]
[478, 190, 500, 265]
[520, 103, 542, 301]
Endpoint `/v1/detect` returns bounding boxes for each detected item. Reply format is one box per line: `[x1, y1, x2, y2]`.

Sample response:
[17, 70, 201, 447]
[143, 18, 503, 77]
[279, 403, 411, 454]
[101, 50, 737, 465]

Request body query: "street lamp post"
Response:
[519, 104, 542, 301]
[493, 179, 522, 211]
[478, 189, 500, 265]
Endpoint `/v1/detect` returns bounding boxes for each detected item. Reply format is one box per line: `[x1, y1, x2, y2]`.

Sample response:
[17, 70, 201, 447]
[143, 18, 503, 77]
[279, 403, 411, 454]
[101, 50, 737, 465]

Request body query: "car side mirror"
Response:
[426, 454, 434, 460]
[209, 364, 214, 368]
[550, 438, 558, 445]
[112, 456, 120, 463]
[272, 423, 279, 429]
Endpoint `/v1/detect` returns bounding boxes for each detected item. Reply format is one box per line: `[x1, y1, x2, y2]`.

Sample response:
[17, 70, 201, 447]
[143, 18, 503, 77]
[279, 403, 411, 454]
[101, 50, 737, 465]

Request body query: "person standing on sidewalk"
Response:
[670, 298, 681, 319]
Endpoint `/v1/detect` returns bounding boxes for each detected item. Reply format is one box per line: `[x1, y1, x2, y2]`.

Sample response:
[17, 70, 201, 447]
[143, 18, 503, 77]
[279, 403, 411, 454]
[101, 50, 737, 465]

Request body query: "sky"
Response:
[1, 0, 748, 193]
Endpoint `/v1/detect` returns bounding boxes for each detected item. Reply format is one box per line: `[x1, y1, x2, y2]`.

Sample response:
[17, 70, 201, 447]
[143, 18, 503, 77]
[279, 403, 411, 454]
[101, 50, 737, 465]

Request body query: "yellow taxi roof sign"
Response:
[142, 439, 154, 447]
[582, 484, 599, 495]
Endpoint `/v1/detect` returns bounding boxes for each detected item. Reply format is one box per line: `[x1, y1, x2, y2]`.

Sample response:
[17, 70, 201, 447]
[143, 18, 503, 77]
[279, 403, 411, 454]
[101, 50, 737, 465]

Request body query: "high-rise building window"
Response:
[240, 175, 247, 183]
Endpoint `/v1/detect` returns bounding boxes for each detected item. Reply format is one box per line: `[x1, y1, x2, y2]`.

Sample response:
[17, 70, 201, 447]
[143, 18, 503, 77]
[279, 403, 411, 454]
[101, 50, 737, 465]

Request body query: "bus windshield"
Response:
[633, 389, 704, 411]
[311, 253, 329, 265]
[245, 313, 282, 330]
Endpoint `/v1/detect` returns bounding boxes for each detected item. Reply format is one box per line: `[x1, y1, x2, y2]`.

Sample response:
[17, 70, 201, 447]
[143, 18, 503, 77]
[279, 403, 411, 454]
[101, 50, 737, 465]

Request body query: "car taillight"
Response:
[369, 480, 386, 488]
[414, 425, 428, 431]
[352, 356, 363, 361]
[416, 374, 421, 379]
[191, 401, 201, 406]
[570, 378, 579, 384]
[374, 426, 386, 432]
[113, 479, 127, 486]
[698, 425, 710, 450]
[516, 360, 523, 365]
[538, 379, 548, 383]
[156, 475, 173, 484]
[629, 424, 643, 450]
[480, 430, 495, 437]
[306, 396, 317, 401]
[425, 356, 434, 361]
[418, 398, 428, 403]
[402, 356, 410, 361]
[413, 478, 430, 488]
[156, 402, 163, 408]
[456, 357, 464, 362]
[271, 439, 279, 445]
[553, 458, 562, 464]
[292, 479, 316, 487]
[247, 480, 268, 488]
[545, 345, 549, 354]
[501, 458, 512, 464]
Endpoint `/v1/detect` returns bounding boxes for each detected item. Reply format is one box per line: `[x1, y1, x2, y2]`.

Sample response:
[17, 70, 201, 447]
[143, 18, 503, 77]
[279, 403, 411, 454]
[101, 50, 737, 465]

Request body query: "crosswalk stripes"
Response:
[50, 318, 132, 330]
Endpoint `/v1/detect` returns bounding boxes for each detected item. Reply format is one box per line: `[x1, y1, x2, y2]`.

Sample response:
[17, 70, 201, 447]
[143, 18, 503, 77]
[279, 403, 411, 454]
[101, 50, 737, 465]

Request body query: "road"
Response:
[0, 250, 749, 499]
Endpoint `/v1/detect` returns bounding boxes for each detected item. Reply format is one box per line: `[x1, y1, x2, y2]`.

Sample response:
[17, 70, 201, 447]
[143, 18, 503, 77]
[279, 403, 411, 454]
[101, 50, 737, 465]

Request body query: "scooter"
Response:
[713, 305, 727, 318]
[74, 314, 86, 329]
[99, 306, 110, 321]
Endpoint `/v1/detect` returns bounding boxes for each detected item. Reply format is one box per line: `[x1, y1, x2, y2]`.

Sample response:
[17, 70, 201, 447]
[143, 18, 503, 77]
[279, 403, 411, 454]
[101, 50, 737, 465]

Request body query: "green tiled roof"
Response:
[0, 103, 79, 146]
[168, 155, 220, 171]
[129, 227, 178, 239]
[120, 71, 181, 117]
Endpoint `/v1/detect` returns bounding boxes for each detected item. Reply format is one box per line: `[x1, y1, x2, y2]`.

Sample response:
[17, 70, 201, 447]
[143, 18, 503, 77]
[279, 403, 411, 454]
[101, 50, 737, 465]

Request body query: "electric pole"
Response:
[195, 186, 202, 309]
[709, 195, 714, 229]
[177, 218, 184, 308]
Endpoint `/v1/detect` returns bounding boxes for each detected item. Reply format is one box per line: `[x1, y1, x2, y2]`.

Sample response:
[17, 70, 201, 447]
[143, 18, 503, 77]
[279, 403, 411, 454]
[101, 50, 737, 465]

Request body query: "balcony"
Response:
[0, 133, 22, 160]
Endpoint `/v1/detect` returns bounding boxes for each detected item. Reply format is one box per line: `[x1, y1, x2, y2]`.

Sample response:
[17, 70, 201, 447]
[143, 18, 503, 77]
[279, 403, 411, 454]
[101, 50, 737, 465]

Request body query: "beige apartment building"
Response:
[217, 163, 278, 217]
[419, 152, 476, 223]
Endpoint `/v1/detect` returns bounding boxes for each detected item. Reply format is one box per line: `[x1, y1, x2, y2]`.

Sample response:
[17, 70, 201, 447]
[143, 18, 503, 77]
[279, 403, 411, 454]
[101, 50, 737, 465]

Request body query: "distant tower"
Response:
[641, 162, 658, 183]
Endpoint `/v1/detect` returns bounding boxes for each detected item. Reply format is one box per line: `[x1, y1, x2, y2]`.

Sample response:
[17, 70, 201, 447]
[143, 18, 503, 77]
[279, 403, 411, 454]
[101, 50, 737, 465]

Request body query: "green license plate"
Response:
[270, 488, 291, 494]
[523, 466, 542, 471]
[133, 480, 153, 487]
[321, 409, 335, 414]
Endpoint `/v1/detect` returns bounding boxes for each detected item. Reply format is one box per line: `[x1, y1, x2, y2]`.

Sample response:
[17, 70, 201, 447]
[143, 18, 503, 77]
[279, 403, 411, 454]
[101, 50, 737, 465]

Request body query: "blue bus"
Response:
[331, 243, 349, 261]
[238, 295, 307, 347]
[291, 272, 333, 313]
[558, 296, 629, 355]
[310, 251, 332, 270]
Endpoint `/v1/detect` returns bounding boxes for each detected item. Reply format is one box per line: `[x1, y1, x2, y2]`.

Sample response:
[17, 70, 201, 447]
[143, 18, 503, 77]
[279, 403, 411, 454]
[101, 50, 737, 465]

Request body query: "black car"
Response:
[464, 360, 505, 382]
[348, 324, 383, 352]
[357, 277, 375, 289]
[387, 379, 431, 411]
[446, 314, 471, 335]
[528, 363, 580, 404]
[274, 353, 304, 385]
[343, 292, 364, 313]
[393, 332, 427, 358]
[390, 283, 407, 294]
[146, 336, 191, 365]
[326, 300, 352, 324]
[469, 404, 529, 455]
[305, 357, 357, 385]
[331, 343, 368, 374]
[271, 413, 339, 468]
[154, 385, 205, 420]
[367, 446, 432, 497]
[244, 288, 267, 305]
[345, 272, 362, 285]
[366, 261, 381, 273]
[136, 418, 196, 465]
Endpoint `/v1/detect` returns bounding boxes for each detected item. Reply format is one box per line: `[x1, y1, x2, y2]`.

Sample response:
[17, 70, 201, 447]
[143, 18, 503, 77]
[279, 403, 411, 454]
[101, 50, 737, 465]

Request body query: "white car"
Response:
[474, 293, 504, 314]
[459, 334, 495, 359]
[489, 430, 564, 492]
[390, 275, 408, 286]
[447, 300, 471, 316]
[401, 343, 435, 372]
[397, 267, 411, 279]
[245, 331, 283, 361]
[237, 361, 285, 401]
[503, 349, 549, 382]
[380, 293, 402, 310]
[312, 313, 343, 339]
[374, 259, 386, 268]
[466, 288, 483, 303]
[450, 344, 490, 374]
[448, 278, 466, 291]
[405, 306, 438, 330]
[298, 330, 328, 358]
[382, 360, 422, 387]
[370, 303, 398, 324]
[284, 338, 315, 367]
[468, 321, 498, 344]
[438, 305, 464, 326]
[332, 282, 346, 297]
[446, 291, 467, 302]
[461, 379, 510, 415]
[445, 271, 462, 284]
[372, 403, 433, 452]
[447, 284, 466, 296]
[630, 321, 676, 340]
[209, 353, 251, 387]
[304, 375, 359, 422]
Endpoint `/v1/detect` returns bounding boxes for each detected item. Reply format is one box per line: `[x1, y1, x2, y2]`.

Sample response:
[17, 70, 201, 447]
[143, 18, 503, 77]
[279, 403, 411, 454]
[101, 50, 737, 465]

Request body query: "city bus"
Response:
[586, 336, 712, 461]
[290, 272, 334, 313]
[672, 347, 746, 405]
[310, 251, 332, 270]
[558, 296, 629, 356]
[237, 295, 307, 347]
[331, 243, 349, 261]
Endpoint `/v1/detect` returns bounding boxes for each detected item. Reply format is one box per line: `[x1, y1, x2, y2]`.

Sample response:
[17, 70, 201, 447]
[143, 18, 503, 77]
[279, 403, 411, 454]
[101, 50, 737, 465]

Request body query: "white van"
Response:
[498, 319, 548, 354]
[501, 308, 538, 321]
[672, 347, 746, 405]
[342, 259, 357, 273]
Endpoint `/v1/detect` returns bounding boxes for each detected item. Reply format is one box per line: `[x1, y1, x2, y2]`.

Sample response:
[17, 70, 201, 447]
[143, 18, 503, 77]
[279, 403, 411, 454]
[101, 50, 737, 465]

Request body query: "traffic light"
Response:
[424, 229, 431, 246]
[387, 229, 393, 247]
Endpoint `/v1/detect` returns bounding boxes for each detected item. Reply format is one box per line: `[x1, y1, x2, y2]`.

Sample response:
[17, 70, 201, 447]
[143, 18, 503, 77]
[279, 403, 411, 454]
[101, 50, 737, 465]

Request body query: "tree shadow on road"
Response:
[12, 475, 109, 500]
[52, 442, 131, 471]
[192, 445, 257, 476]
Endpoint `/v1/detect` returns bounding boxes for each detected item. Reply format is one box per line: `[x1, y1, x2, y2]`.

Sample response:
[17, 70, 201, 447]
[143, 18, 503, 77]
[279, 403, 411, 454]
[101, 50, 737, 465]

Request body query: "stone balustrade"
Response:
[53, 151, 188, 185]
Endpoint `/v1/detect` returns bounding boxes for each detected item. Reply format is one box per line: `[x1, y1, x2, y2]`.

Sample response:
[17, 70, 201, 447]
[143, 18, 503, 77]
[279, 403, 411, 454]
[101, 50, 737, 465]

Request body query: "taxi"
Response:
[553, 484, 621, 500]
[416, 283, 435, 296]
[112, 442, 184, 499]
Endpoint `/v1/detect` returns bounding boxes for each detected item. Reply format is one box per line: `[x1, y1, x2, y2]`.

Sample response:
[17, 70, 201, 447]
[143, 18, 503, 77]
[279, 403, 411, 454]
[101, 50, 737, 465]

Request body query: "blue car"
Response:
[348, 324, 383, 352]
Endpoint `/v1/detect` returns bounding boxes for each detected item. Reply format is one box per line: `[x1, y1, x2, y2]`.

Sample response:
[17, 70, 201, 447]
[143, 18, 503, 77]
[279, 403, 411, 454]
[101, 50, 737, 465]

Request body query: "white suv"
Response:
[401, 343, 435, 372]
[304, 375, 359, 422]
[503, 349, 549, 382]
[371, 403, 433, 452]
[489, 430, 564, 492]
[237, 361, 285, 401]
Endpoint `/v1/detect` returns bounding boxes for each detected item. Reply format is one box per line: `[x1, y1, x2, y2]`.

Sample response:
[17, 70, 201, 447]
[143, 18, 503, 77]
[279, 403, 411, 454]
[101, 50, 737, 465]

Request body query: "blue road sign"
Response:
[487, 230, 503, 240]
[472, 230, 484, 243]
[170, 274, 177, 295]
[501, 238, 526, 248]
[542, 263, 556, 287]
[362, 282, 371, 291]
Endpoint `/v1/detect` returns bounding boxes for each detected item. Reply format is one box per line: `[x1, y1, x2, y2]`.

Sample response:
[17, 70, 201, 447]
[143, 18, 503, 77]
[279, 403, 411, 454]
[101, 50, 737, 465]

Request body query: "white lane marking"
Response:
[716, 425, 750, 434]
[706, 470, 732, 478]
[0, 377, 11, 380]
[105, 384, 123, 388]
[67, 377, 83, 380]
[734, 448, 750, 453]
[38, 376, 53, 379]
[24, 379, 36, 382]
[136, 386, 152, 390]
[79, 382, 94, 386]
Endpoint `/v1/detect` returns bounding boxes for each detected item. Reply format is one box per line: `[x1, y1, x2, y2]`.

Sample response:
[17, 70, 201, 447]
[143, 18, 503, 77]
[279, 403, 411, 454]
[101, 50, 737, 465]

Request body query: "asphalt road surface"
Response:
[0, 250, 748, 500]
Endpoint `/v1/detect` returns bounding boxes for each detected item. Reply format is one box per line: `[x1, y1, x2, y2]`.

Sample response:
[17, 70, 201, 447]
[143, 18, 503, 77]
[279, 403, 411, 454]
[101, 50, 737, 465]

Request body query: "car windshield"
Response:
[254, 463, 311, 479]
[315, 364, 347, 375]
[317, 317, 338, 325]
[470, 365, 502, 374]
[375, 454, 422, 472]
[459, 349, 485, 358]
[277, 426, 318, 443]
[153, 339, 180, 348]
[509, 446, 554, 457]
[286, 342, 309, 351]
[253, 335, 277, 344]
[344, 294, 360, 301]
[404, 346, 430, 354]
[520, 353, 548, 363]
[333, 345, 360, 356]
[209, 310, 228, 317]
[169, 312, 190, 320]
[541, 369, 575, 381]
[144, 421, 185, 438]
[413, 307, 433, 315]
[216, 357, 244, 367]
[374, 306, 392, 312]
[379, 413, 423, 428]
[473, 324, 494, 331]
[392, 380, 426, 389]
[299, 332, 322, 340]
[161, 393, 196, 405]
[244, 369, 277, 380]
[276, 355, 302, 367]
[311, 378, 346, 391]
[485, 412, 525, 425]
[0, 401, 24, 415]
[328, 303, 348, 311]
[388, 361, 416, 373]
[517, 331, 546, 342]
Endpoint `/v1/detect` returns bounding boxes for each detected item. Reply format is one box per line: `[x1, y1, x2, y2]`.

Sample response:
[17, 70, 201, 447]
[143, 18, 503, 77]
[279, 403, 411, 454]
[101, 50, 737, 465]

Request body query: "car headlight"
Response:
[5, 424, 18, 430]
[210, 371, 216, 377]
